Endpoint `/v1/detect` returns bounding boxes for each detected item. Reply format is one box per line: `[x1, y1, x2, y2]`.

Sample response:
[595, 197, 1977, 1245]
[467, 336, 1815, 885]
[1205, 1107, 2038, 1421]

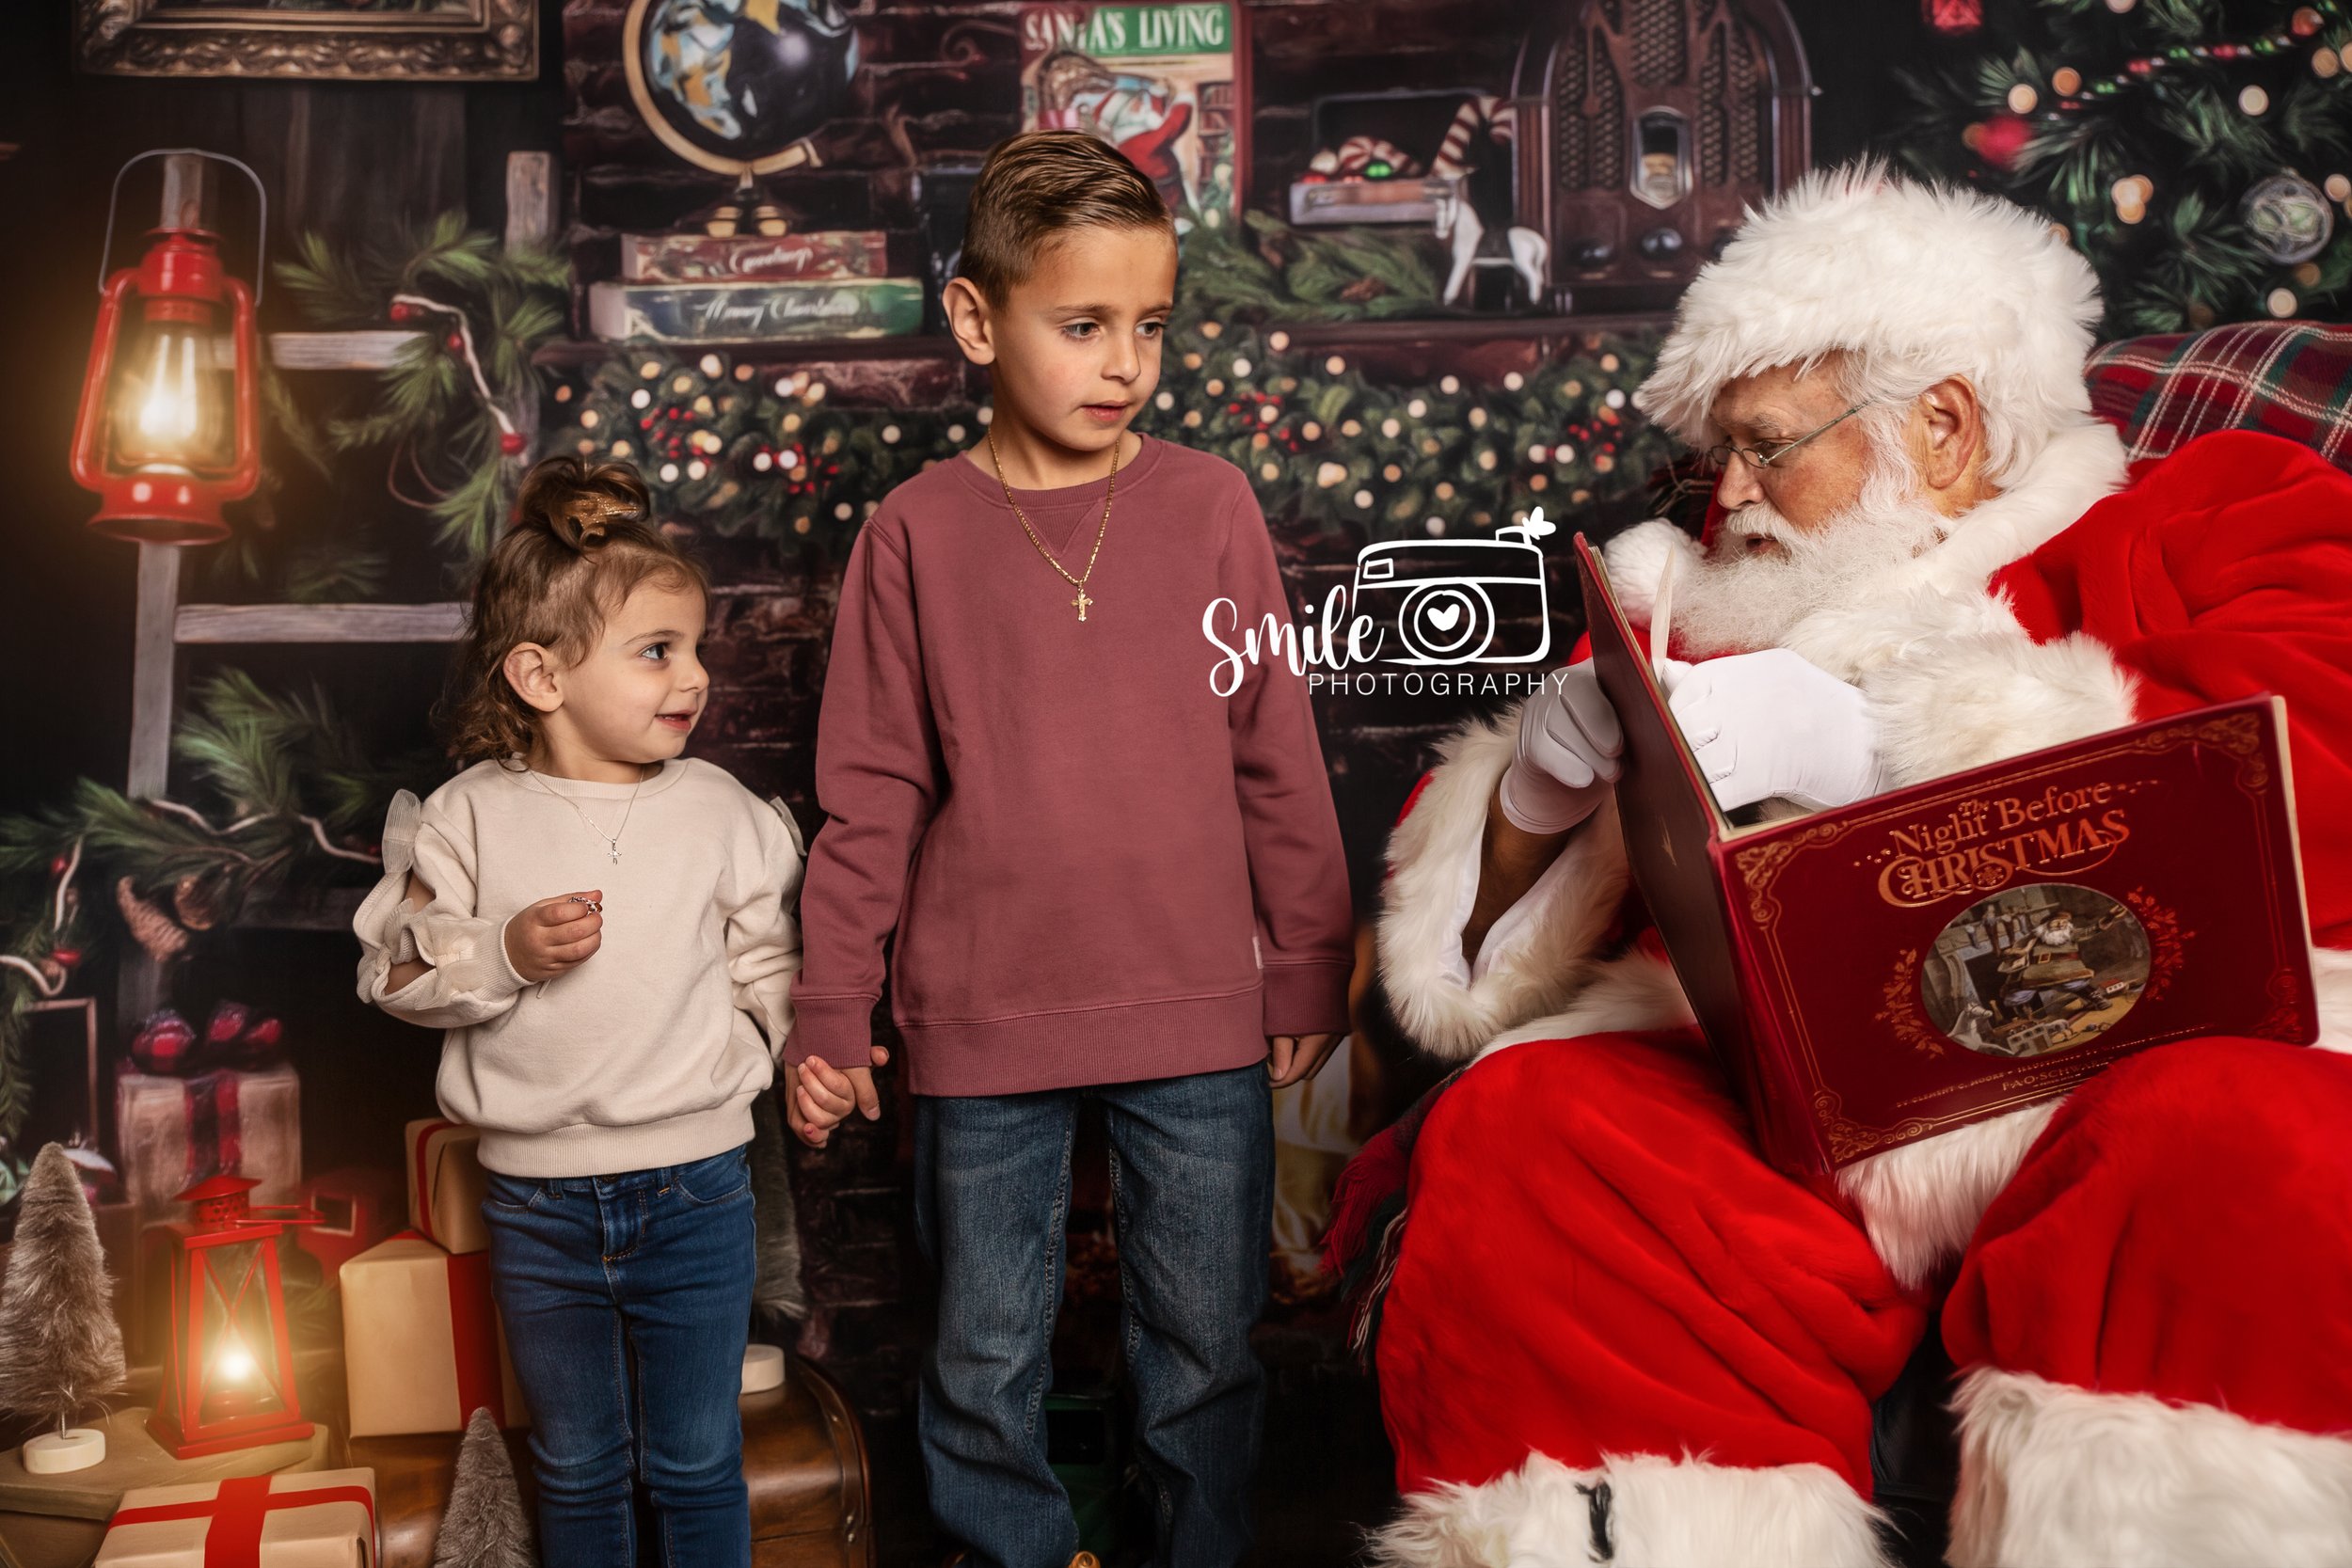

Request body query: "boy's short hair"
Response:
[959, 130, 1174, 308]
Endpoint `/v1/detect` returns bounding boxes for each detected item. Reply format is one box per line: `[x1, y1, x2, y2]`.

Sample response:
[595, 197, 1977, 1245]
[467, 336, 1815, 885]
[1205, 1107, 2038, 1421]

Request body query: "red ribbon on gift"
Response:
[447, 1247, 506, 1428]
[407, 1119, 458, 1246]
[384, 1228, 507, 1428]
[108, 1474, 376, 1566]
[183, 1070, 246, 1190]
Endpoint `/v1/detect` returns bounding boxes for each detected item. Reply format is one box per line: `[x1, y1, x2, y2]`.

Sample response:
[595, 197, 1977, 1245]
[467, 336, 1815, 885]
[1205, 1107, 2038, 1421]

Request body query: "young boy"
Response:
[786, 130, 1355, 1568]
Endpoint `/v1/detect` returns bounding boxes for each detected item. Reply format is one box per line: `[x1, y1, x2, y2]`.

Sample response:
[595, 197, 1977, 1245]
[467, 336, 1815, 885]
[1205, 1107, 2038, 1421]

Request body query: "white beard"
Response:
[1675, 444, 1954, 657]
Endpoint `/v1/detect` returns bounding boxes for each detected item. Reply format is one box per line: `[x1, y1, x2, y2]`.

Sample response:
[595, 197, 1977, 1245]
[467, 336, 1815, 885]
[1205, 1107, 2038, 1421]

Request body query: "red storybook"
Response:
[1574, 533, 2318, 1180]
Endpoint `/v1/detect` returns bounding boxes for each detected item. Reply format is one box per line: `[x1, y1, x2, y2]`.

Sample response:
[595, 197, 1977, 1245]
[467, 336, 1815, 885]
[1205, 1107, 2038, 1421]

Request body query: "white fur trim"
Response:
[1950, 1368, 2352, 1568]
[1633, 163, 2104, 489]
[1862, 627, 2140, 789]
[1372, 1452, 1894, 1568]
[1376, 704, 1632, 1062]
[2314, 946, 2352, 1054]
[1695, 421, 2132, 791]
[1772, 421, 2130, 684]
[1838, 942, 2350, 1286]
[1470, 951, 1695, 1067]
[1600, 519, 1706, 628]
[1836, 1101, 2061, 1291]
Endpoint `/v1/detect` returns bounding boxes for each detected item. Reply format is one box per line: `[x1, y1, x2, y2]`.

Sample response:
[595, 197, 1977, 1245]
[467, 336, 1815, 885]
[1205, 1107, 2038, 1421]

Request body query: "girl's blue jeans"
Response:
[481, 1141, 756, 1568]
[915, 1063, 1275, 1568]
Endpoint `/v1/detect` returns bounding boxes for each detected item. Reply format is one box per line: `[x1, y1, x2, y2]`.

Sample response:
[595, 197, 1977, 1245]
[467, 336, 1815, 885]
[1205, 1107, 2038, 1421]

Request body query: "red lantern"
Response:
[148, 1174, 321, 1459]
[71, 150, 264, 546]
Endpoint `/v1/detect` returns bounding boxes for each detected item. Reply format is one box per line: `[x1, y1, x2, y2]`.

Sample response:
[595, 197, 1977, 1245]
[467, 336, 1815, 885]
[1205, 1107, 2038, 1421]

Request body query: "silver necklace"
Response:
[527, 765, 650, 863]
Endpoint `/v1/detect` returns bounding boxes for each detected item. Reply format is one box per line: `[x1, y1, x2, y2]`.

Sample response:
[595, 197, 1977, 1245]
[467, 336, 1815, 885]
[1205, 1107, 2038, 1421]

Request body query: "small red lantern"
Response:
[149, 1174, 321, 1459]
[71, 150, 264, 546]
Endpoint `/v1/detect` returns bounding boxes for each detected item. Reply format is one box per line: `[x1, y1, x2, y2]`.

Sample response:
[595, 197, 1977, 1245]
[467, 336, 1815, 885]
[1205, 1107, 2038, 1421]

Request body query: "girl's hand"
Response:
[1266, 1032, 1341, 1089]
[784, 1044, 890, 1148]
[502, 892, 605, 983]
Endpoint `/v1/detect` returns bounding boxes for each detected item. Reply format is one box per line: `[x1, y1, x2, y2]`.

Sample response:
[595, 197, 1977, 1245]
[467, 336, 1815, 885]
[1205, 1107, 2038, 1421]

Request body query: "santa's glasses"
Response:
[1702, 403, 1873, 473]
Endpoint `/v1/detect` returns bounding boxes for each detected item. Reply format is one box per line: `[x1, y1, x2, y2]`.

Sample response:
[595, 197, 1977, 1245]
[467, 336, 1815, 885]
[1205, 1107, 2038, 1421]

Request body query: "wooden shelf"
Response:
[175, 602, 467, 645]
[527, 311, 1674, 372]
[269, 331, 426, 371]
[533, 335, 961, 368]
[1269, 311, 1672, 346]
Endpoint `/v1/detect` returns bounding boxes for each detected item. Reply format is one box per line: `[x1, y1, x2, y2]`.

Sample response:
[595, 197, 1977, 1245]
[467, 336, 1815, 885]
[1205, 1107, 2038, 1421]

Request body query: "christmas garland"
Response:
[290, 210, 1671, 561]
[1896, 0, 2352, 333]
[0, 673, 430, 1164]
[544, 218, 1669, 557]
[273, 213, 568, 560]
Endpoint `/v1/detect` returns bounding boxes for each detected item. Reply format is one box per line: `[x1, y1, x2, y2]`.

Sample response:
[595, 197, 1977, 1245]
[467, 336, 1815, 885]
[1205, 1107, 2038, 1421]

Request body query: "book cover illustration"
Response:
[1018, 3, 1242, 225]
[619, 230, 890, 283]
[1574, 533, 2317, 1179]
[587, 277, 925, 343]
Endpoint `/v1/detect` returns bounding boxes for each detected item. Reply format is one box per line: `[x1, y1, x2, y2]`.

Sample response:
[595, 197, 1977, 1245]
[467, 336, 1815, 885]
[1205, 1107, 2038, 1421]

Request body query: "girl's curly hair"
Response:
[437, 456, 709, 768]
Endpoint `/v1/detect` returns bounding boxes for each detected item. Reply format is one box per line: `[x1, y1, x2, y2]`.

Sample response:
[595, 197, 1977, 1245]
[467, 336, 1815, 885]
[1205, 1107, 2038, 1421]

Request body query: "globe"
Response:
[629, 0, 859, 172]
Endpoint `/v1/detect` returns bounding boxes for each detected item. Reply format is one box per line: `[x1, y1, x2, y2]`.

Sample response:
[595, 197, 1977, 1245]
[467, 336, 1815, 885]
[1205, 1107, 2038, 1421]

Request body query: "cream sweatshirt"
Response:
[352, 757, 803, 1178]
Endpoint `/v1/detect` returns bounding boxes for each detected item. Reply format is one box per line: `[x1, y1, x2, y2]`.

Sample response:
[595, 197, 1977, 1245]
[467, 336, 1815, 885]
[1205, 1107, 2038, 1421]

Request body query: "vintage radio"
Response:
[1509, 0, 1810, 312]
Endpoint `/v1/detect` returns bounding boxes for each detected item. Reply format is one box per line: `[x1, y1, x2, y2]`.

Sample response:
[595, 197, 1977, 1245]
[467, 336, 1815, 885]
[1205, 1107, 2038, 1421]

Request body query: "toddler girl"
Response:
[353, 455, 803, 1566]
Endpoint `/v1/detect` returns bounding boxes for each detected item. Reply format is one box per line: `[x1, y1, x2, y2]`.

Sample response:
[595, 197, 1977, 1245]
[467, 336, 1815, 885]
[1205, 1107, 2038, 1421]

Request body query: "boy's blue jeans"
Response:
[915, 1063, 1275, 1568]
[481, 1142, 756, 1568]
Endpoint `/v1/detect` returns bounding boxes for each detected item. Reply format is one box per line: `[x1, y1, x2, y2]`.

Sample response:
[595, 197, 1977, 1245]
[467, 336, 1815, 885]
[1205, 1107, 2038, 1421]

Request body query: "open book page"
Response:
[1649, 545, 1676, 683]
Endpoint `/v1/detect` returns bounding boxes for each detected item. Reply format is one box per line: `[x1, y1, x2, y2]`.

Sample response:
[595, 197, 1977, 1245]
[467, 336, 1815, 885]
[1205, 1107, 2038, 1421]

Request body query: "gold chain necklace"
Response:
[987, 428, 1123, 622]
[525, 763, 651, 863]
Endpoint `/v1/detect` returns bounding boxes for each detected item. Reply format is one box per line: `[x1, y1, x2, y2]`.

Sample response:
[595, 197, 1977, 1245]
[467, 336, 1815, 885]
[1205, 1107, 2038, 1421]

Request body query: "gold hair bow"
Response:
[565, 494, 642, 543]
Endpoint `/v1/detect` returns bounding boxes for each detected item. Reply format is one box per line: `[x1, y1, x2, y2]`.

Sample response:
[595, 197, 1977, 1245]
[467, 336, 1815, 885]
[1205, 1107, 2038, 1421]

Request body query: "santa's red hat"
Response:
[1633, 162, 2105, 486]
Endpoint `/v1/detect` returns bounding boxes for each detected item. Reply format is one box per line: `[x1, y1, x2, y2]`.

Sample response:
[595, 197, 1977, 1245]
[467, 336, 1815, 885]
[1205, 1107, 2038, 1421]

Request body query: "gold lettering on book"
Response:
[1875, 784, 2133, 908]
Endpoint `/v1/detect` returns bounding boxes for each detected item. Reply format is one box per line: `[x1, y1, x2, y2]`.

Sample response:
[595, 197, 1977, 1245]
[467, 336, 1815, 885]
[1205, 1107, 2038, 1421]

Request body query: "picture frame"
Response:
[75, 0, 537, 83]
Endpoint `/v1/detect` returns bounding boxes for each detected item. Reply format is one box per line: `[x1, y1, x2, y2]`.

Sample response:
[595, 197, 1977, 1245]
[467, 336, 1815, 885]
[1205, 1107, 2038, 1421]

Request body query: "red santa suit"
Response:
[1365, 168, 2352, 1568]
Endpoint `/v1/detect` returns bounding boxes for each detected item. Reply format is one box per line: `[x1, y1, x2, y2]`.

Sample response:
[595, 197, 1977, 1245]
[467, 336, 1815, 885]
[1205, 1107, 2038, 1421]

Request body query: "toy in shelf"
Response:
[1288, 89, 1478, 229]
[1429, 94, 1550, 309]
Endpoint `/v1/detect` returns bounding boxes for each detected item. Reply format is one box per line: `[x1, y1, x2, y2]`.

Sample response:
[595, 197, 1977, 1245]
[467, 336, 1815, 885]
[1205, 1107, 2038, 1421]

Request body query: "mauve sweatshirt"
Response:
[787, 432, 1355, 1095]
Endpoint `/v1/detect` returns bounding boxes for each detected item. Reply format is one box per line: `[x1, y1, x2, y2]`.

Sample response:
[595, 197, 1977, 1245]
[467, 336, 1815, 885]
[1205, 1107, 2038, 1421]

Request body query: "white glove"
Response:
[1661, 649, 1889, 813]
[1498, 663, 1624, 834]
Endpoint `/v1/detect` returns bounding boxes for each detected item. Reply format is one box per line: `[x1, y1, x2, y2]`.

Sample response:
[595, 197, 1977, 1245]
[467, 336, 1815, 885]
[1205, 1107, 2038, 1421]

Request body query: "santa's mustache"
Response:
[1671, 443, 1949, 657]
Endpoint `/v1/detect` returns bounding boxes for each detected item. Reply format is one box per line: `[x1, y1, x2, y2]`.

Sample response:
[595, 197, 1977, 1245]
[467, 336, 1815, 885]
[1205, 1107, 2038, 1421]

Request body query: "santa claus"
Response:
[1359, 164, 2352, 1566]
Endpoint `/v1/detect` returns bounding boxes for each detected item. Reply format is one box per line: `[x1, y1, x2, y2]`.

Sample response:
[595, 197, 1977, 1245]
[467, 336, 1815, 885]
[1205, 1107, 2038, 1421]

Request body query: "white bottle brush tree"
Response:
[0, 1144, 126, 1472]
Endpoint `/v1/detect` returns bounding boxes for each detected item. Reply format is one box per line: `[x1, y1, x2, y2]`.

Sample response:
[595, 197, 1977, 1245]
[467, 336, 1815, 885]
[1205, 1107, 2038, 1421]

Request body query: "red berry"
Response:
[1976, 113, 2031, 169]
[499, 430, 526, 456]
[51, 947, 82, 968]
[49, 854, 69, 875]
[445, 330, 465, 353]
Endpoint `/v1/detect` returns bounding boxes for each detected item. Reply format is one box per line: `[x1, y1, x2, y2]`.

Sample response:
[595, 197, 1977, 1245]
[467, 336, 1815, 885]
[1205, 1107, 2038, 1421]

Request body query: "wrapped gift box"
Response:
[297, 1167, 405, 1277]
[94, 1467, 375, 1566]
[400, 1121, 486, 1257]
[115, 1066, 300, 1223]
[340, 1235, 527, 1438]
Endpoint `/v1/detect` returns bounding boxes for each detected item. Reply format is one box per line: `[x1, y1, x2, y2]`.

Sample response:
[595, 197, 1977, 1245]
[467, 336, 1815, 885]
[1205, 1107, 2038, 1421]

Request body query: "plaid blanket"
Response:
[2087, 321, 2352, 472]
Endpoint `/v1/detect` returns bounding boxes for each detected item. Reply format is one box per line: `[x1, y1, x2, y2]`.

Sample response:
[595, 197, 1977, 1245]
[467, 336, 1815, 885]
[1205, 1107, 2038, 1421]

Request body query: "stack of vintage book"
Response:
[588, 229, 924, 345]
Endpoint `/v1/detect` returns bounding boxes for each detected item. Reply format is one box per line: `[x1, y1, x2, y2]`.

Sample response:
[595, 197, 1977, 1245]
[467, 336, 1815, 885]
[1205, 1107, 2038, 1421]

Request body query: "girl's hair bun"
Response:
[515, 455, 653, 553]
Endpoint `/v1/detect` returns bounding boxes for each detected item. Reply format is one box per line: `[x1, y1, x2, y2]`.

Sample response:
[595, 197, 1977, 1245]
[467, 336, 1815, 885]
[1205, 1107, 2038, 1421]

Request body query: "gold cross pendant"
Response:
[1071, 587, 1093, 622]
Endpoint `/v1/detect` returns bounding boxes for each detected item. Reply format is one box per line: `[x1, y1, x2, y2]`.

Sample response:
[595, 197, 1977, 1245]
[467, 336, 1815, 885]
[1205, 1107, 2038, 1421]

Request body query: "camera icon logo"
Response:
[1348, 506, 1558, 666]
